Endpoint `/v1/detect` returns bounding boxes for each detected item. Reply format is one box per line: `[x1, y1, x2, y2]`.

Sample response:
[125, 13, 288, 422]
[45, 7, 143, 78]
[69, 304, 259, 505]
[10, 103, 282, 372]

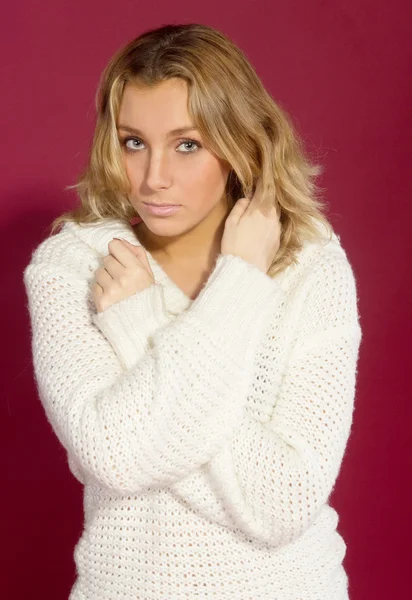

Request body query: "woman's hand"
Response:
[221, 177, 282, 274]
[92, 239, 155, 313]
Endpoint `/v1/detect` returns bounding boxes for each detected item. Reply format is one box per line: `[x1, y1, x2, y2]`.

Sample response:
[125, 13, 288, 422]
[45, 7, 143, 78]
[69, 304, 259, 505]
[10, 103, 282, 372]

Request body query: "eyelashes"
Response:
[119, 136, 202, 155]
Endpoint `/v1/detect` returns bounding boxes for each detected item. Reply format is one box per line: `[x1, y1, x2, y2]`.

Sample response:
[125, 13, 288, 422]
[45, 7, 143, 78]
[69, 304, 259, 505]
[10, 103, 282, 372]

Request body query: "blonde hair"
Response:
[51, 23, 333, 277]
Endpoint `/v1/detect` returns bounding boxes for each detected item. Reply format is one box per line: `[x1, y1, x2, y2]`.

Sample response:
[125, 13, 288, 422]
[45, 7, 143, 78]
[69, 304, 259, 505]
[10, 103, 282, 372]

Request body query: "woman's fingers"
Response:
[92, 239, 155, 313]
[226, 197, 251, 225]
[245, 177, 263, 211]
[118, 239, 155, 278]
[221, 175, 281, 273]
[94, 265, 113, 288]
[102, 253, 124, 279]
[107, 238, 137, 268]
[246, 177, 276, 219]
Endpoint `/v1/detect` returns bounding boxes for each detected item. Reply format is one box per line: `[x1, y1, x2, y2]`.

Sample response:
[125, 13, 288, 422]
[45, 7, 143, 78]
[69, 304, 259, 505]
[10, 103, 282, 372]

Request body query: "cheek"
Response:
[124, 159, 139, 185]
[184, 158, 227, 199]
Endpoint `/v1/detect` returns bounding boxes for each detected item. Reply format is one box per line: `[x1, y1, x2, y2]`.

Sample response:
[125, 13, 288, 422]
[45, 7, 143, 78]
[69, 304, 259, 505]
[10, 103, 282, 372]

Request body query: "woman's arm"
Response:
[23, 248, 284, 496]
[168, 251, 362, 548]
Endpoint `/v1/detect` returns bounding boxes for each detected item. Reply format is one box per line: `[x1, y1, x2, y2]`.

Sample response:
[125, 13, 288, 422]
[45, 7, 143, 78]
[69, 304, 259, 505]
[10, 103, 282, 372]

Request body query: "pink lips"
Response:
[143, 204, 181, 216]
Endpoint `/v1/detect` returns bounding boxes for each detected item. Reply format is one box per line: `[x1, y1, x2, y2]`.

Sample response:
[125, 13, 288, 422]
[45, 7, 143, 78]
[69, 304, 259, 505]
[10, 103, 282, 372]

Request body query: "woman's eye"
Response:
[121, 137, 201, 154]
[177, 140, 201, 153]
[123, 138, 143, 151]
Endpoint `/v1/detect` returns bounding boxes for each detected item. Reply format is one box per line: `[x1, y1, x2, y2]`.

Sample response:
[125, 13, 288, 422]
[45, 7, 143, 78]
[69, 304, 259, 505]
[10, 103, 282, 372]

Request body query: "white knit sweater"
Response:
[23, 217, 362, 600]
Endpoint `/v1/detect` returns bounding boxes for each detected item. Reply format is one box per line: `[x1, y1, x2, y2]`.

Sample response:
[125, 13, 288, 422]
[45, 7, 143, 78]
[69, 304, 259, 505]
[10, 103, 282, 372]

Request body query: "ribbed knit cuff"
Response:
[91, 282, 171, 370]
[185, 253, 284, 359]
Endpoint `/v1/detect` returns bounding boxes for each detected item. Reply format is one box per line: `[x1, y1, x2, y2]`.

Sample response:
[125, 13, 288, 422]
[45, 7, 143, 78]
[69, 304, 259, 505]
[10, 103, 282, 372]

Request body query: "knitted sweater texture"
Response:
[23, 217, 362, 600]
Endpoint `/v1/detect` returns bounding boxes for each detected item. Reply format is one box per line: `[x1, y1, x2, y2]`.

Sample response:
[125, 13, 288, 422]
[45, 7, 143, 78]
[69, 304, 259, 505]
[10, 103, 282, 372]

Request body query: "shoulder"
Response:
[282, 227, 362, 338]
[23, 222, 101, 290]
[287, 226, 359, 296]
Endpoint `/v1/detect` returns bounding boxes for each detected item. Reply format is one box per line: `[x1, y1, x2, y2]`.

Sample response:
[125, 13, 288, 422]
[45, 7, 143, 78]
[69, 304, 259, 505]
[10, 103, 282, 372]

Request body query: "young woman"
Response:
[23, 23, 362, 600]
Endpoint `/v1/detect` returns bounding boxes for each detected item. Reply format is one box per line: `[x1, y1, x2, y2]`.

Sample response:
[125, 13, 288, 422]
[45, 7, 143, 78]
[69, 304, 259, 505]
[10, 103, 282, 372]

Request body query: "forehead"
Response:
[118, 79, 192, 132]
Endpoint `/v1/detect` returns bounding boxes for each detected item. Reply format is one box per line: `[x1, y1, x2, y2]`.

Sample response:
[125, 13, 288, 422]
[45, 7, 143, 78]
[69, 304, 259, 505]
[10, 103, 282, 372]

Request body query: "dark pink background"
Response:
[2, 2, 411, 598]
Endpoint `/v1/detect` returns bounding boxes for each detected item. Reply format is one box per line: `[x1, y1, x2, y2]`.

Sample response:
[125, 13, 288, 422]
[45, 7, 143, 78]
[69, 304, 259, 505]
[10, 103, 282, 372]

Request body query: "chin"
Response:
[141, 217, 184, 234]
[151, 217, 205, 237]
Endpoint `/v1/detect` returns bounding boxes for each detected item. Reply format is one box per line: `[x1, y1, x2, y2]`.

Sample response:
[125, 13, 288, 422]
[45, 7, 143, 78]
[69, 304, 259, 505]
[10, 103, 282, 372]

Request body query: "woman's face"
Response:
[117, 78, 231, 243]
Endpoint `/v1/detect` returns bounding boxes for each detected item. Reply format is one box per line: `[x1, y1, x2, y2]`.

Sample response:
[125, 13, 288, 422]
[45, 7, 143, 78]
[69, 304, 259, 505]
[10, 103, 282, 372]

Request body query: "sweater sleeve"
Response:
[91, 280, 173, 371]
[168, 251, 363, 548]
[23, 251, 284, 495]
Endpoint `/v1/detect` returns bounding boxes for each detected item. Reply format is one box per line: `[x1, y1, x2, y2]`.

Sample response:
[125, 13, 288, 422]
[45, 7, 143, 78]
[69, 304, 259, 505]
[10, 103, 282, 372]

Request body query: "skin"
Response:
[92, 185, 281, 312]
[117, 77, 232, 274]
[92, 78, 282, 312]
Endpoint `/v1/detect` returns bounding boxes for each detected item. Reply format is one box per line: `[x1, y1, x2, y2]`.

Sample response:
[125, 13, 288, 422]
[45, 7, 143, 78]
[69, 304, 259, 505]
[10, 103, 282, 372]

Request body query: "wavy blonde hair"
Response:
[51, 22, 333, 277]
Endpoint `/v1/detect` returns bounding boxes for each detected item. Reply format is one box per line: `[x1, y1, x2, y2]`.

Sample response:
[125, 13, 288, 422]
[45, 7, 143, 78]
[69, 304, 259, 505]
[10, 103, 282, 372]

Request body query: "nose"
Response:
[145, 149, 171, 190]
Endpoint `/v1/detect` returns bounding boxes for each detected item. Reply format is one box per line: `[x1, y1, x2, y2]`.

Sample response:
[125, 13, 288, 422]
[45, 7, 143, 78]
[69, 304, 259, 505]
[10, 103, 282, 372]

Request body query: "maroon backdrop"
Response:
[2, 2, 411, 598]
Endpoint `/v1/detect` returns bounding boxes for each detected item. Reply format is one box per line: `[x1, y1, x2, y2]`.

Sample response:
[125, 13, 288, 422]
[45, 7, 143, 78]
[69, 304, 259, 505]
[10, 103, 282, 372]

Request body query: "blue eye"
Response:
[120, 137, 201, 154]
[177, 140, 201, 153]
[122, 138, 143, 152]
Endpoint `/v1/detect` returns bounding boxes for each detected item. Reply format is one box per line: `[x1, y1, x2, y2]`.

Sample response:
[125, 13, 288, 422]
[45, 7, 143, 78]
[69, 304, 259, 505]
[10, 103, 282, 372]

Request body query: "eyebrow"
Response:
[117, 124, 199, 137]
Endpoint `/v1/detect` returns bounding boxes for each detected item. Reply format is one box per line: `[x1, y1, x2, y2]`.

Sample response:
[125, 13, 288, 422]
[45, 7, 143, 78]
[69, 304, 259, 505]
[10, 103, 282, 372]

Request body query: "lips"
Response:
[143, 204, 181, 217]
[144, 203, 179, 207]
[143, 202, 180, 206]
